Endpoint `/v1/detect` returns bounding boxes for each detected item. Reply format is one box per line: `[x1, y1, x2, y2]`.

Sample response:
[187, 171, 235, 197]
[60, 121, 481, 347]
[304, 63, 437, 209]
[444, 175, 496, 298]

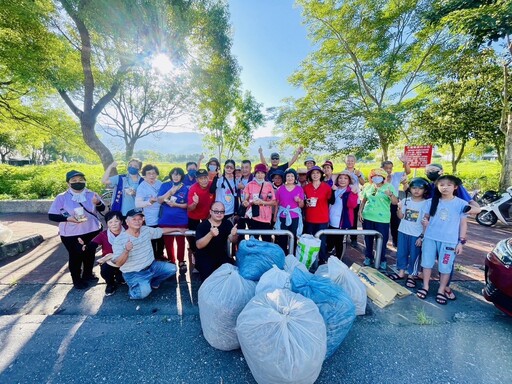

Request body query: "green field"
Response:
[0, 160, 501, 200]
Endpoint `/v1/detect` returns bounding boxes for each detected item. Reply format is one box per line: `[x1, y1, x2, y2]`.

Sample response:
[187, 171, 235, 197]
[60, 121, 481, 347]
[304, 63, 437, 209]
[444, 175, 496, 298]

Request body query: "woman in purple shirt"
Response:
[48, 170, 105, 290]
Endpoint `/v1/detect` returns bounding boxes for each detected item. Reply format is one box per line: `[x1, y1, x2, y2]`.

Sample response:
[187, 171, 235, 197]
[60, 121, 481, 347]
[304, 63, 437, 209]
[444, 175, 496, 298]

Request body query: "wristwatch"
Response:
[458, 237, 467, 245]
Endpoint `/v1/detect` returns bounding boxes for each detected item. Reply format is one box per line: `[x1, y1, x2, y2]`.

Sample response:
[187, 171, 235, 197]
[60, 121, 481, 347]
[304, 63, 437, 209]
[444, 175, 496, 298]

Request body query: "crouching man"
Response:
[112, 208, 177, 299]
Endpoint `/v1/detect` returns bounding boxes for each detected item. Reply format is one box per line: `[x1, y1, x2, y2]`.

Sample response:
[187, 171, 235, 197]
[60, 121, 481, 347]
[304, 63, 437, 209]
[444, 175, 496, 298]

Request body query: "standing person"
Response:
[322, 160, 335, 187]
[210, 159, 239, 220]
[304, 157, 316, 171]
[48, 170, 105, 289]
[344, 154, 366, 248]
[206, 157, 221, 181]
[135, 164, 164, 260]
[81, 211, 125, 296]
[195, 202, 238, 281]
[382, 157, 411, 247]
[183, 155, 204, 188]
[158, 167, 189, 273]
[297, 168, 308, 187]
[274, 169, 305, 254]
[271, 170, 284, 190]
[101, 159, 143, 215]
[389, 178, 430, 287]
[416, 175, 472, 305]
[327, 171, 359, 260]
[187, 169, 214, 266]
[359, 168, 398, 270]
[258, 145, 303, 179]
[112, 209, 177, 300]
[303, 166, 332, 265]
[242, 163, 276, 242]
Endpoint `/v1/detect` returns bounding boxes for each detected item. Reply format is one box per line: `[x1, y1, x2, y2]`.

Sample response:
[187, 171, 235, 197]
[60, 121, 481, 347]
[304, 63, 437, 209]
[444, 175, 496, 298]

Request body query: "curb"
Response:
[0, 200, 52, 213]
[0, 235, 44, 261]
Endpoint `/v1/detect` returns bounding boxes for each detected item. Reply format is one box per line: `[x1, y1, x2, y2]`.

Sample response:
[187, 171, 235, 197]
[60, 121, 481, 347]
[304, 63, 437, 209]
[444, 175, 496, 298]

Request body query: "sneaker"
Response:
[82, 273, 99, 282]
[179, 262, 188, 274]
[151, 284, 160, 290]
[73, 280, 88, 290]
[105, 284, 117, 296]
[363, 257, 372, 267]
[379, 261, 387, 271]
[192, 268, 200, 274]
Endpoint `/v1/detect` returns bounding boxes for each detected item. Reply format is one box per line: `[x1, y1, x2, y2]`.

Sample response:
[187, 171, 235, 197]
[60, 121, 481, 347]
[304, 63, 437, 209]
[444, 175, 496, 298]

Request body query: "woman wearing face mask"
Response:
[101, 159, 143, 215]
[158, 167, 189, 273]
[242, 163, 276, 242]
[206, 157, 221, 181]
[48, 170, 105, 290]
[359, 168, 398, 270]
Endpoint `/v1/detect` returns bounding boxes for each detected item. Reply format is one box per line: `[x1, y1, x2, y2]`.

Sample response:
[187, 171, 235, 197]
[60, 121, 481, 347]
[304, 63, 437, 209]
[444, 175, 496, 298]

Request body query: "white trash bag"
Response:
[236, 289, 326, 384]
[198, 263, 256, 351]
[255, 265, 291, 295]
[0, 224, 13, 245]
[327, 256, 367, 315]
[295, 234, 321, 269]
[284, 254, 310, 275]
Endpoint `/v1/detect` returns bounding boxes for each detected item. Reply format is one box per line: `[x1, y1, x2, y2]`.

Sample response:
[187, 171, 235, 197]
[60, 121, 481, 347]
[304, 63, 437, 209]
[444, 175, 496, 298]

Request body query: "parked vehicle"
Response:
[475, 187, 512, 227]
[483, 238, 512, 316]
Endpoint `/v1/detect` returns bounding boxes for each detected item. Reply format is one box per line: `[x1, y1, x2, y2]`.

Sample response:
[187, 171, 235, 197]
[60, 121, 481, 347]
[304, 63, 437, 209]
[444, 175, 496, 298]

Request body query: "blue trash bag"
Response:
[291, 267, 356, 359]
[236, 238, 285, 281]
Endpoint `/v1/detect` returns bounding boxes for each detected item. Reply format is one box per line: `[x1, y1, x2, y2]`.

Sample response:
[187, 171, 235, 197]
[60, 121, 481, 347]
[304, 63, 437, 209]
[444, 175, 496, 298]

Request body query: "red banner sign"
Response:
[404, 145, 433, 169]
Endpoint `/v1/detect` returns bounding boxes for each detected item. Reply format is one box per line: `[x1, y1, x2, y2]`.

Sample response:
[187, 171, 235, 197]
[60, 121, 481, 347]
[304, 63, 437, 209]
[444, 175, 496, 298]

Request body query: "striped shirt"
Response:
[112, 226, 163, 273]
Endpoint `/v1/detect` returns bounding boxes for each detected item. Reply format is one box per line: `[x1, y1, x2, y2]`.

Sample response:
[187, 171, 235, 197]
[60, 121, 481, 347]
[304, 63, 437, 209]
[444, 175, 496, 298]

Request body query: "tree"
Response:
[428, 0, 512, 187]
[414, 48, 504, 172]
[0, 0, 237, 169]
[100, 68, 190, 160]
[277, 0, 449, 160]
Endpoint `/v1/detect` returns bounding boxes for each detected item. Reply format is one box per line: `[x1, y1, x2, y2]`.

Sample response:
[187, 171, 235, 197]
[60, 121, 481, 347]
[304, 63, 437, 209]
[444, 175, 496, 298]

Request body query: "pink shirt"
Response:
[275, 185, 305, 219]
[243, 180, 275, 223]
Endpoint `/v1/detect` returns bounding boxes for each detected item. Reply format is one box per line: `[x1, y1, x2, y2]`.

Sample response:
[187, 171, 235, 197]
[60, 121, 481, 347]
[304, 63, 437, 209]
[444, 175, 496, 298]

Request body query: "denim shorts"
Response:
[421, 238, 457, 274]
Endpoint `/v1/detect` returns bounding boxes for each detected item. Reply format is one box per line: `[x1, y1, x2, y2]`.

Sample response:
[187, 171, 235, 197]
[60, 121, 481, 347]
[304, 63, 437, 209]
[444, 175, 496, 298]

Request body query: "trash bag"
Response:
[291, 268, 356, 359]
[0, 224, 13, 245]
[326, 256, 367, 315]
[198, 264, 256, 351]
[284, 254, 310, 275]
[255, 265, 290, 295]
[237, 238, 285, 281]
[236, 289, 326, 384]
[314, 264, 329, 279]
[296, 234, 321, 269]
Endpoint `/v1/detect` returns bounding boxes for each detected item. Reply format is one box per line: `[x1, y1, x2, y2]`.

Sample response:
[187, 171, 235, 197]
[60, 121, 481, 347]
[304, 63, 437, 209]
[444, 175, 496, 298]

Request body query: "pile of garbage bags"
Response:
[198, 238, 365, 384]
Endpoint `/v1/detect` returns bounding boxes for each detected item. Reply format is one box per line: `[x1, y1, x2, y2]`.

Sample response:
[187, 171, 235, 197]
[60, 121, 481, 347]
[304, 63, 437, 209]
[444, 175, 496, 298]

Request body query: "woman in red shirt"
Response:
[303, 166, 332, 265]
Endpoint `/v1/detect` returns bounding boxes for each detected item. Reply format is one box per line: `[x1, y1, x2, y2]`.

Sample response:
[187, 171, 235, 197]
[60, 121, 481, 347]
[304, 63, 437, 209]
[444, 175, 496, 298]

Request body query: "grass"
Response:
[415, 307, 435, 325]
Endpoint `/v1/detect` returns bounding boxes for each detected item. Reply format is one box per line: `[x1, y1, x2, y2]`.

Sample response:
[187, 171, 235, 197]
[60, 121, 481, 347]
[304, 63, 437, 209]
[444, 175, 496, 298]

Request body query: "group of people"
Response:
[48, 150, 480, 306]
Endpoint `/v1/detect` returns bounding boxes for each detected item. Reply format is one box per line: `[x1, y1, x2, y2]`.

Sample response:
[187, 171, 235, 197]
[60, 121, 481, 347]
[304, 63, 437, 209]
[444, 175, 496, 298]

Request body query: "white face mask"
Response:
[372, 176, 384, 184]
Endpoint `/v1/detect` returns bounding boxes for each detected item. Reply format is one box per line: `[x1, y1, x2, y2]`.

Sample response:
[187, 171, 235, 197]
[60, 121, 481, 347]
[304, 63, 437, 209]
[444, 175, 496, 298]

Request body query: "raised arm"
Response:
[287, 145, 304, 167]
[102, 161, 118, 185]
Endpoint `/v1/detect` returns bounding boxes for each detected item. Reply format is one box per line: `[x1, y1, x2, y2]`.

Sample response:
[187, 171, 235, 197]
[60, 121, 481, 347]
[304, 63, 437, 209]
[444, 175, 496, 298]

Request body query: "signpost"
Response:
[404, 145, 433, 169]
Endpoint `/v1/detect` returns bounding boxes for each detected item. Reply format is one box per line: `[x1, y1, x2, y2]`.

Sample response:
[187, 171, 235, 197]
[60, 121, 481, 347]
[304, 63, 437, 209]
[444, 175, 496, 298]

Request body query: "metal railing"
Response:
[314, 229, 384, 268]
[163, 230, 196, 237]
[227, 229, 295, 258]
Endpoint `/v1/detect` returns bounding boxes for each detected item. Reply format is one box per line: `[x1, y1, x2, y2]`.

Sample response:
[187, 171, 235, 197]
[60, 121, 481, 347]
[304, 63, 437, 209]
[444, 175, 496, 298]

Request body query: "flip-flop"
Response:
[386, 273, 403, 281]
[444, 288, 456, 300]
[405, 277, 416, 288]
[436, 292, 448, 305]
[416, 288, 428, 300]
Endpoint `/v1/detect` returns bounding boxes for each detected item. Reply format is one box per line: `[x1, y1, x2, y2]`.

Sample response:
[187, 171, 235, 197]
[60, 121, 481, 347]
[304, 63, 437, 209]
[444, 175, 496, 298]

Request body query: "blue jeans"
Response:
[123, 261, 177, 299]
[362, 220, 389, 262]
[304, 222, 329, 264]
[396, 232, 421, 275]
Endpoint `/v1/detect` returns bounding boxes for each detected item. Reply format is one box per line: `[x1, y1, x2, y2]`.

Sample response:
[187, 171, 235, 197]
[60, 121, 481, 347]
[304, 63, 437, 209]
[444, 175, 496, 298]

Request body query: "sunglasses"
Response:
[271, 157, 279, 160]
[211, 210, 225, 214]
[225, 166, 234, 170]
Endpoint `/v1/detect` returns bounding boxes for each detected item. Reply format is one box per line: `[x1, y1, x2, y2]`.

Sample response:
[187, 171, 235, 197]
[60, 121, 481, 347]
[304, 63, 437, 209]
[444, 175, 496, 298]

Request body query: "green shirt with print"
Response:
[361, 183, 398, 223]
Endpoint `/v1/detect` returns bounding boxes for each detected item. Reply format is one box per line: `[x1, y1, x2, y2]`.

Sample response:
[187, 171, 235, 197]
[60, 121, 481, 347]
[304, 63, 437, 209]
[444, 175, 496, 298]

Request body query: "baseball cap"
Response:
[125, 208, 145, 218]
[66, 170, 85, 182]
[196, 169, 208, 178]
[270, 152, 280, 159]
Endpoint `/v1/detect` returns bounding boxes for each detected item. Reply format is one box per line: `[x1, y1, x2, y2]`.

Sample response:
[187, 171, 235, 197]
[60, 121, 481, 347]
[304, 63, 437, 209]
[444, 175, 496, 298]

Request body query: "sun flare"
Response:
[151, 53, 174, 74]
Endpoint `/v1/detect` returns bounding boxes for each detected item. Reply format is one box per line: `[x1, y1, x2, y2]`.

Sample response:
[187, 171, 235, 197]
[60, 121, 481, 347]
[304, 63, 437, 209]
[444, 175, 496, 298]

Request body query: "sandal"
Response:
[444, 288, 456, 300]
[386, 273, 403, 281]
[416, 288, 428, 300]
[179, 261, 187, 274]
[405, 277, 416, 288]
[436, 292, 448, 305]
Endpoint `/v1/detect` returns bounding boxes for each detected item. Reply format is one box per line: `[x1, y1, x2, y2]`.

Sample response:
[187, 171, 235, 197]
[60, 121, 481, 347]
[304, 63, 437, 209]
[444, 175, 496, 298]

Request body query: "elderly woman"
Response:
[359, 168, 398, 270]
[48, 170, 105, 289]
[101, 158, 143, 215]
[158, 167, 189, 273]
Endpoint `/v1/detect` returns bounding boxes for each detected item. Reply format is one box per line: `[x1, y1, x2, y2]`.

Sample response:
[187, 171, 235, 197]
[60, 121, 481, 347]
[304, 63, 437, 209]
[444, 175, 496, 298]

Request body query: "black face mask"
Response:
[70, 182, 86, 191]
[426, 171, 440, 182]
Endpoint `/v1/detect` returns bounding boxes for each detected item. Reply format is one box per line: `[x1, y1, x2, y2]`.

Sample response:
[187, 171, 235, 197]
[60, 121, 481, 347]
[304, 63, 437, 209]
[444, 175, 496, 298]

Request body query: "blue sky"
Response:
[228, 0, 314, 137]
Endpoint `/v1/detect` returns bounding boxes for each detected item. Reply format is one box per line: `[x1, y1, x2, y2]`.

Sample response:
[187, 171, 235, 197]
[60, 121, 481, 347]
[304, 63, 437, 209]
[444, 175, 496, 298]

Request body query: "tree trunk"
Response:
[81, 115, 114, 169]
[500, 113, 512, 190]
[125, 139, 136, 161]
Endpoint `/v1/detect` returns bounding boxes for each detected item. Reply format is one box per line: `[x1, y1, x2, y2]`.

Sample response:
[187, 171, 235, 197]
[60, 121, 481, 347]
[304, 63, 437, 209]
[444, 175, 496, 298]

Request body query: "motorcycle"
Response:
[476, 187, 512, 227]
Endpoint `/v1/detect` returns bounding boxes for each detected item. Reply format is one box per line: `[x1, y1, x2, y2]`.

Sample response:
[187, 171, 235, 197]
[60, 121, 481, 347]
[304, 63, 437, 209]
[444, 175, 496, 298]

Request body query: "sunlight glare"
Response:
[151, 53, 174, 75]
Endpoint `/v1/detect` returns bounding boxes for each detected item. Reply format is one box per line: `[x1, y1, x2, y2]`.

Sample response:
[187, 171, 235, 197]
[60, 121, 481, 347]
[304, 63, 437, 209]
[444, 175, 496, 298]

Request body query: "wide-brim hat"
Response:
[369, 168, 388, 179]
[254, 163, 268, 174]
[304, 157, 316, 165]
[307, 165, 324, 181]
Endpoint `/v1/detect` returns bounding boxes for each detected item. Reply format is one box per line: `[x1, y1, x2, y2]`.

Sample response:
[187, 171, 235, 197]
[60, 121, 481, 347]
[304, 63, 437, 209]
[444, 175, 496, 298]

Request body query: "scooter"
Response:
[476, 186, 512, 227]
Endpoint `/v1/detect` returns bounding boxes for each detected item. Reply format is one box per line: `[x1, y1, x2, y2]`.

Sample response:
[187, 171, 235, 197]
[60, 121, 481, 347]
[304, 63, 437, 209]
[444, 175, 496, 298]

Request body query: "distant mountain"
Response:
[96, 126, 295, 158]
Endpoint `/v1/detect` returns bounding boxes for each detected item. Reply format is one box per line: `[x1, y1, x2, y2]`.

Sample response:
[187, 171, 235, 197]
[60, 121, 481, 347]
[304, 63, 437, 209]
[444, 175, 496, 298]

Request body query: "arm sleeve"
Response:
[209, 176, 219, 193]
[48, 213, 68, 223]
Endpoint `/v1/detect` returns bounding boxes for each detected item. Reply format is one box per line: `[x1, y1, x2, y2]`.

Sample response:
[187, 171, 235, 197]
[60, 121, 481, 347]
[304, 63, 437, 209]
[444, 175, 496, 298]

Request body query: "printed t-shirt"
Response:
[158, 182, 189, 226]
[214, 177, 237, 215]
[188, 182, 214, 220]
[424, 197, 468, 243]
[361, 183, 398, 223]
[397, 198, 429, 237]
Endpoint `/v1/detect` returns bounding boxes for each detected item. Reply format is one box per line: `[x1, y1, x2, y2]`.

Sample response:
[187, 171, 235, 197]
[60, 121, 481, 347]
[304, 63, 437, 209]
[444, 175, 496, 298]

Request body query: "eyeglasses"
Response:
[211, 210, 225, 214]
[271, 157, 279, 160]
[225, 166, 234, 170]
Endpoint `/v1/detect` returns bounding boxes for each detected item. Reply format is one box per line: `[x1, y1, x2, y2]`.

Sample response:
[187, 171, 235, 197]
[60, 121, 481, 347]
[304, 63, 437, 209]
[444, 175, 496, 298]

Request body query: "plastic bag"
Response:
[326, 256, 367, 315]
[255, 265, 290, 295]
[236, 289, 326, 384]
[291, 268, 356, 359]
[284, 254, 310, 275]
[295, 234, 320, 269]
[198, 264, 256, 351]
[0, 224, 13, 245]
[237, 238, 285, 281]
[315, 264, 329, 279]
